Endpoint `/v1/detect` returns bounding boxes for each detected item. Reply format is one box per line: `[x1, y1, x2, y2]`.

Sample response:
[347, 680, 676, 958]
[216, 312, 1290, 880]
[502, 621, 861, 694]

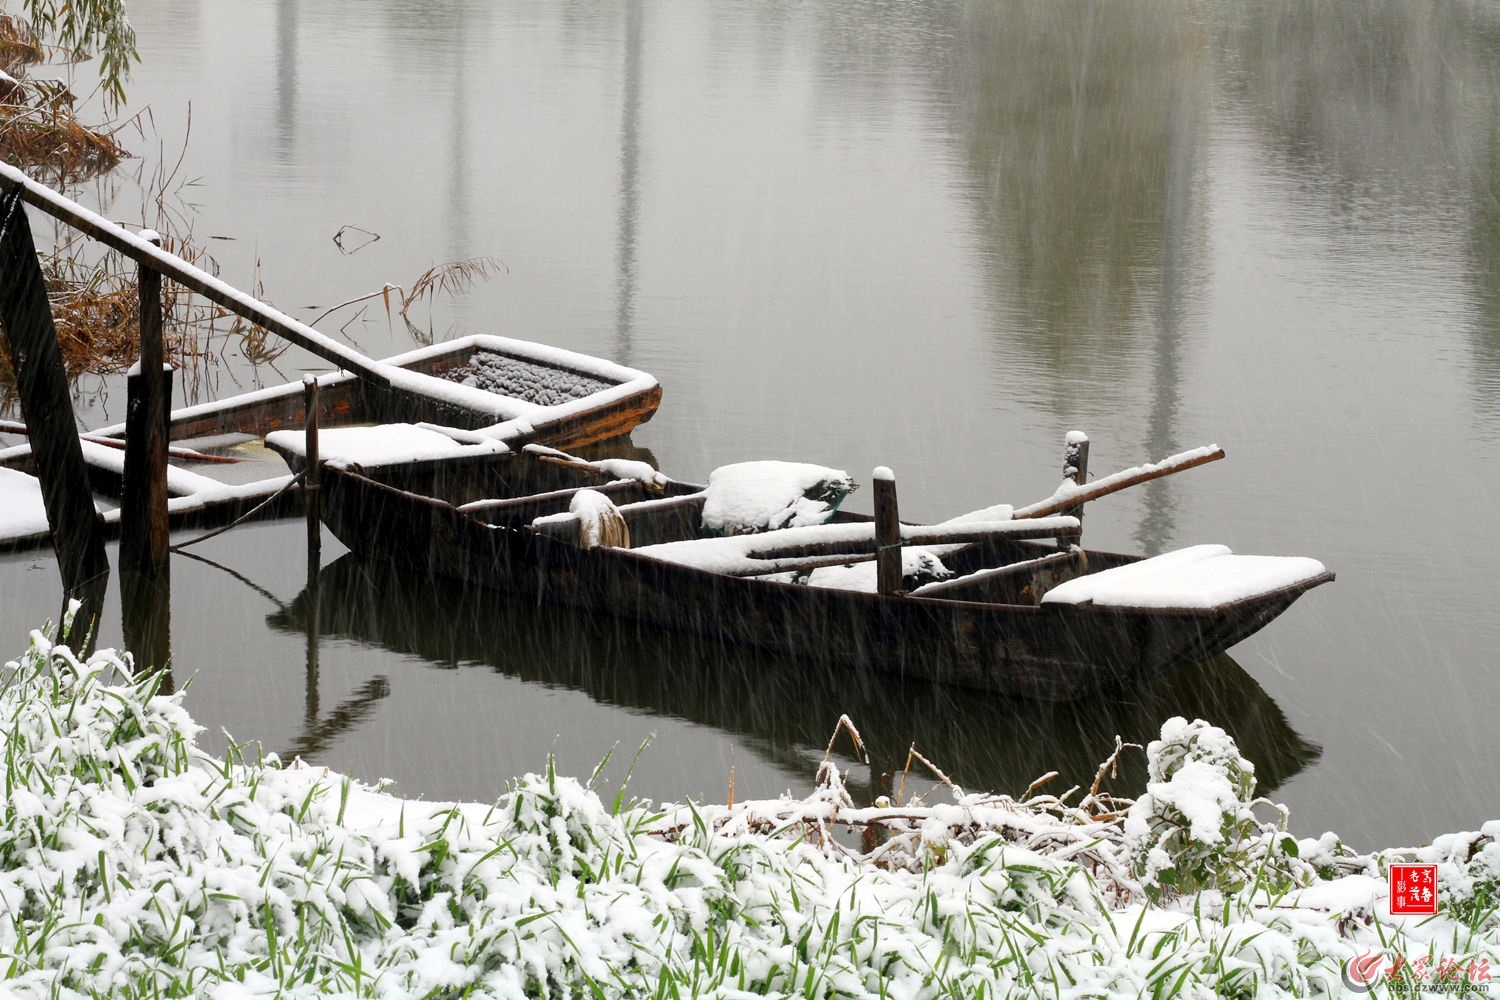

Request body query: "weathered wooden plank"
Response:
[120, 235, 173, 677]
[303, 376, 321, 577]
[0, 183, 109, 607]
[873, 467, 901, 596]
[121, 234, 172, 582]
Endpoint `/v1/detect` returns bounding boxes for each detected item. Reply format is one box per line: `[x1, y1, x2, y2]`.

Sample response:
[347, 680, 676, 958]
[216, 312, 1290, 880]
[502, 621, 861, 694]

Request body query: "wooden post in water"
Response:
[873, 466, 902, 596]
[121, 232, 173, 684]
[1060, 431, 1089, 548]
[303, 376, 321, 579]
[301, 378, 322, 734]
[0, 183, 109, 642]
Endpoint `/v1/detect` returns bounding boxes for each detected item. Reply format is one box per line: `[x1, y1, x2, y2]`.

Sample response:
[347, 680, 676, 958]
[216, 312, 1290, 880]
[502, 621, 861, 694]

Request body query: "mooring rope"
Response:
[168, 472, 306, 552]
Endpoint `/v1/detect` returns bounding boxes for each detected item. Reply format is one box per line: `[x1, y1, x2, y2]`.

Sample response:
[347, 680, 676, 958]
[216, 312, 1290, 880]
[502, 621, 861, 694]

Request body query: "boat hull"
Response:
[318, 464, 1329, 702]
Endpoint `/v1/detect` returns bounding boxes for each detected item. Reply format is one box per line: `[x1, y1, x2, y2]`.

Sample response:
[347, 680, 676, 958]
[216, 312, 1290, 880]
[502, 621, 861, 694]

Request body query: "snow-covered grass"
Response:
[2, 617, 1497, 999]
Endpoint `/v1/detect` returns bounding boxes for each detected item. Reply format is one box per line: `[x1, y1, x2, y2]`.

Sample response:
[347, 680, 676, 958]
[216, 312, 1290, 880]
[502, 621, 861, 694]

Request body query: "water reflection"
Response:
[1218, 0, 1500, 423]
[947, 1, 1205, 412]
[273, 0, 297, 166]
[267, 553, 1320, 801]
[614, 0, 643, 368]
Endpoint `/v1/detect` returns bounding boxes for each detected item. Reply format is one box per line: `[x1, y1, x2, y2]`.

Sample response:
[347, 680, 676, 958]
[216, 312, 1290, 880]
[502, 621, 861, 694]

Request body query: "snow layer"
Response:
[448, 352, 612, 406]
[2, 625, 1498, 999]
[700, 461, 855, 534]
[265, 424, 507, 468]
[1042, 544, 1329, 609]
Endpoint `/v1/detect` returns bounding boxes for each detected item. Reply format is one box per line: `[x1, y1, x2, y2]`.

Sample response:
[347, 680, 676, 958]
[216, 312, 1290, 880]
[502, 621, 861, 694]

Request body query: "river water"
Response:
[3, 0, 1499, 852]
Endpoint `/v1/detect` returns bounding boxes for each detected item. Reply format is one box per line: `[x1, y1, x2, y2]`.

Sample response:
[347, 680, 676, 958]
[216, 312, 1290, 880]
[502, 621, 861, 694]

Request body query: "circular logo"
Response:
[1342, 951, 1386, 993]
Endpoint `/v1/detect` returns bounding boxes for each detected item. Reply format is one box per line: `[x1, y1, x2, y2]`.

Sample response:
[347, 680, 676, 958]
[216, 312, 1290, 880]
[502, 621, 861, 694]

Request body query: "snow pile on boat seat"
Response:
[265, 423, 507, 469]
[571, 488, 630, 549]
[1041, 544, 1329, 610]
[701, 461, 856, 534]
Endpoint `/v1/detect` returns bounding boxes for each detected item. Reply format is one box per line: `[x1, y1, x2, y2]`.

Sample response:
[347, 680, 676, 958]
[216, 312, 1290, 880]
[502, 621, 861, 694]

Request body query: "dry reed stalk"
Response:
[0, 15, 125, 185]
[651, 715, 1146, 900]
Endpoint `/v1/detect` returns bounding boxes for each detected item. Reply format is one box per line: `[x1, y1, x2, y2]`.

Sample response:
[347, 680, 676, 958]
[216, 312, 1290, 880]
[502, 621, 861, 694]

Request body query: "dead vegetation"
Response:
[652, 714, 1142, 887]
[0, 14, 126, 185]
[0, 17, 261, 412]
[311, 255, 508, 345]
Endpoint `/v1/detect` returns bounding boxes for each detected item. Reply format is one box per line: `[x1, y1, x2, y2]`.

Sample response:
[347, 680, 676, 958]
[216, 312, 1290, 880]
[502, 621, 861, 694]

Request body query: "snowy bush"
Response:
[1124, 717, 1306, 901]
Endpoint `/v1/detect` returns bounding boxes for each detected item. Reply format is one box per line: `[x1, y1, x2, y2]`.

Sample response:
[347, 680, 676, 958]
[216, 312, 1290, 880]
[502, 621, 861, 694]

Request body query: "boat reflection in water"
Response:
[268, 553, 1321, 803]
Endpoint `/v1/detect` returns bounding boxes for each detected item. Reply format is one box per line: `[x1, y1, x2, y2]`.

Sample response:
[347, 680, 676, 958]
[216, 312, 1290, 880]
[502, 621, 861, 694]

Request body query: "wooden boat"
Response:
[0, 335, 661, 551]
[279, 439, 1334, 703]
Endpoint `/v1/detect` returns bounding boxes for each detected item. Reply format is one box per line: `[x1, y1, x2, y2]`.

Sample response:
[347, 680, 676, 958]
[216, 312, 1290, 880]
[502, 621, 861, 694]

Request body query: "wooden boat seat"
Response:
[1040, 544, 1330, 611]
[633, 515, 1080, 581]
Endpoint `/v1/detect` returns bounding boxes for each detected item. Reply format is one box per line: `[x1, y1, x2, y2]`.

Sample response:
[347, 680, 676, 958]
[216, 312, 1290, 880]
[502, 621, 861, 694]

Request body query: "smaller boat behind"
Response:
[270, 432, 1333, 703]
[0, 335, 661, 550]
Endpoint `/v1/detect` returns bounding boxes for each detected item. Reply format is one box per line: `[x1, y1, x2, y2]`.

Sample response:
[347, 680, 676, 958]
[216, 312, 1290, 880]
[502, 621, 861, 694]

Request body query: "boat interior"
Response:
[360, 446, 1120, 606]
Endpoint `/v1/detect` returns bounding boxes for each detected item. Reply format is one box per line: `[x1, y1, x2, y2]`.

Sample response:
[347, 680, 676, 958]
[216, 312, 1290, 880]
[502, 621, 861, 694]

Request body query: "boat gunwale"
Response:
[326, 462, 1333, 621]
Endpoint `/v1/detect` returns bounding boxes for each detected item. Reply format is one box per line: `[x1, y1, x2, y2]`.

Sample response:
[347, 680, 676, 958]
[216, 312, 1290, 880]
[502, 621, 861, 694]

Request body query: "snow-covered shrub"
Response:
[5, 618, 1500, 1000]
[1124, 717, 1305, 901]
[1422, 825, 1500, 932]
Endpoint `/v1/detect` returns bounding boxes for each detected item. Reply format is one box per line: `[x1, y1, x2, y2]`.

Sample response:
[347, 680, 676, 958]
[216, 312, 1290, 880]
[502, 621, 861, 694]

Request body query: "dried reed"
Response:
[0, 15, 125, 185]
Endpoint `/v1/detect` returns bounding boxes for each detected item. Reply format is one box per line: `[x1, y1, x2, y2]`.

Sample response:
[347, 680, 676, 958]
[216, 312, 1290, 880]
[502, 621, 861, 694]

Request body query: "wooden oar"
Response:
[1011, 444, 1226, 521]
[679, 517, 1081, 579]
[521, 443, 679, 492]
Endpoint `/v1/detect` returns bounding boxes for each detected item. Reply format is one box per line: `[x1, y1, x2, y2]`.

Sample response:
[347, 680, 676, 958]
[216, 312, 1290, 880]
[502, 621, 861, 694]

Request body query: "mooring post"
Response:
[302, 375, 322, 730]
[303, 375, 321, 579]
[873, 466, 902, 596]
[0, 183, 109, 643]
[1060, 431, 1089, 548]
[121, 231, 173, 682]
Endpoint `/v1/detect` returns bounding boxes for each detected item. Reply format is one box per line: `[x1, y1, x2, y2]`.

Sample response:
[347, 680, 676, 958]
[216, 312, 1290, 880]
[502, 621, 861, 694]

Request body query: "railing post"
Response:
[121, 231, 173, 682]
[873, 466, 902, 596]
[0, 183, 109, 645]
[303, 375, 321, 578]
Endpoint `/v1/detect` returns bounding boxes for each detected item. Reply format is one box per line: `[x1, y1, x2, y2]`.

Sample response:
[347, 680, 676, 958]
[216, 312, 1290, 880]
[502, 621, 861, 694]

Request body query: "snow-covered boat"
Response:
[0, 335, 661, 550]
[274, 436, 1334, 703]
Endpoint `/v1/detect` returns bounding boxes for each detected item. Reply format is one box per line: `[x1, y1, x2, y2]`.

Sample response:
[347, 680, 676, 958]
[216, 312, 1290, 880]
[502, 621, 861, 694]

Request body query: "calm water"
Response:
[3, 0, 1499, 851]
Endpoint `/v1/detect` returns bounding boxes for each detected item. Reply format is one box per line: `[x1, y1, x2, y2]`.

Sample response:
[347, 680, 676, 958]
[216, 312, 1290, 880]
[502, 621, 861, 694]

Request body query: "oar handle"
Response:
[1013, 445, 1226, 520]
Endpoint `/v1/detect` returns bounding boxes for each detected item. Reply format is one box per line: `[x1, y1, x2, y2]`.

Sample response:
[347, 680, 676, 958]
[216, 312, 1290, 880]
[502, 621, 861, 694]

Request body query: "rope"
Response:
[169, 472, 306, 552]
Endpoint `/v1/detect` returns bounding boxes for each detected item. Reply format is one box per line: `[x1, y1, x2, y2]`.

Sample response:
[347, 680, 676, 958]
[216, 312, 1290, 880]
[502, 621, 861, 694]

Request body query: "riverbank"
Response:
[2, 618, 1495, 998]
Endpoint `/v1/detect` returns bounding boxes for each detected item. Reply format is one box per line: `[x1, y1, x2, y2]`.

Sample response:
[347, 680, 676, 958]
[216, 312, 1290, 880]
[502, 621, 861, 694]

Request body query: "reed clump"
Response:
[0, 230, 242, 408]
[0, 13, 126, 184]
[0, 17, 260, 409]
